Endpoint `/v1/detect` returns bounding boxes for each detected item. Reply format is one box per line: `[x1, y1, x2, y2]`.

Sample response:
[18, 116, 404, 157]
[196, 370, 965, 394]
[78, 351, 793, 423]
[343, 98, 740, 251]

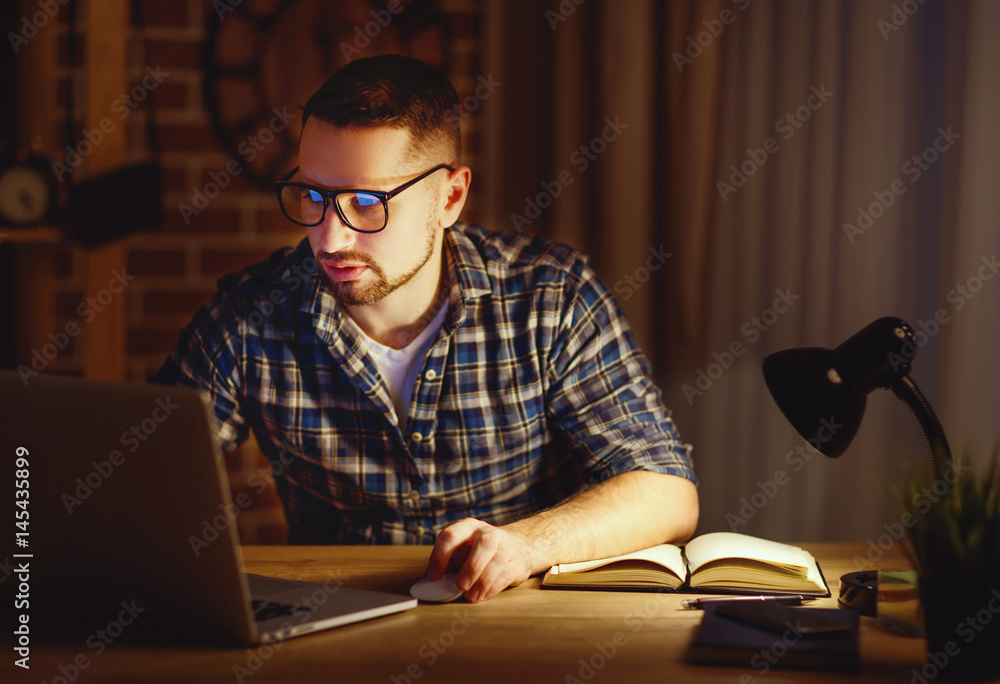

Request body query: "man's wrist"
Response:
[501, 520, 555, 576]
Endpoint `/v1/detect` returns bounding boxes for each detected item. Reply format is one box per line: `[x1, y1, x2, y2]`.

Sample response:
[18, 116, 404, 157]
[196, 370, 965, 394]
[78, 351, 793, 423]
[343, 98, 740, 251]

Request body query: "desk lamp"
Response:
[762, 317, 952, 481]
[762, 317, 954, 615]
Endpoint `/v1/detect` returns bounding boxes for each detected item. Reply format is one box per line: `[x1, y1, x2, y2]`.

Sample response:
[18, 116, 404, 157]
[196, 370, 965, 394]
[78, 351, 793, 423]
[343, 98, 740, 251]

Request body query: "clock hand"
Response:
[18, 190, 35, 211]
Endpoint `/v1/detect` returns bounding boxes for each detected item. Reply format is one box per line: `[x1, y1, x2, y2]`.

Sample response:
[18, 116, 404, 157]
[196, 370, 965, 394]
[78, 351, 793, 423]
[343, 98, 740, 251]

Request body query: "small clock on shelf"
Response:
[0, 152, 58, 227]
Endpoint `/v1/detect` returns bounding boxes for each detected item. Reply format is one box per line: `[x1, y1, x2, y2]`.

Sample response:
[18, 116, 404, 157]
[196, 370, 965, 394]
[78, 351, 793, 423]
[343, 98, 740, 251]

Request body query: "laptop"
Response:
[1, 370, 417, 644]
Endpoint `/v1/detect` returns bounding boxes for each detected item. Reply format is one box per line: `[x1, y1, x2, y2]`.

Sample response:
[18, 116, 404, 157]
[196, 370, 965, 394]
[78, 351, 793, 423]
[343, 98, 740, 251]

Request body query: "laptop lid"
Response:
[2, 371, 257, 643]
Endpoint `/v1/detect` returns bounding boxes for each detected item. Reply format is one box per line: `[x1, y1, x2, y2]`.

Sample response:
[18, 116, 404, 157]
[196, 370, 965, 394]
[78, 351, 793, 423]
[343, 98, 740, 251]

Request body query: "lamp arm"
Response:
[890, 375, 953, 481]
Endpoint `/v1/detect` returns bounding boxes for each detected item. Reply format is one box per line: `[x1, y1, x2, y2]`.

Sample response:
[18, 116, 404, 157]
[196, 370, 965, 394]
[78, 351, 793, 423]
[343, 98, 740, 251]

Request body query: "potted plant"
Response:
[900, 452, 1000, 680]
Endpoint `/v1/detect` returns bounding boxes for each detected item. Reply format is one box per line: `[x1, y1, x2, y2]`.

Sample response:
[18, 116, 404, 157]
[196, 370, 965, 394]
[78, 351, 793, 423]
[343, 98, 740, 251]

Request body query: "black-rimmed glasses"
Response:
[274, 163, 455, 233]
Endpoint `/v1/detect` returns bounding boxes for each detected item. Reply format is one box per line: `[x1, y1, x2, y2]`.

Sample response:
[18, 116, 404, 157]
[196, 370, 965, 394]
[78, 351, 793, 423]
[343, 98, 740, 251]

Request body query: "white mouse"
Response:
[410, 573, 465, 603]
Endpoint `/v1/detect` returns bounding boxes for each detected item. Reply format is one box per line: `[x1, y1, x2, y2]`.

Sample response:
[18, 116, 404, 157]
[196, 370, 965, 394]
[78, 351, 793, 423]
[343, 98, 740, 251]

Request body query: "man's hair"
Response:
[302, 54, 461, 164]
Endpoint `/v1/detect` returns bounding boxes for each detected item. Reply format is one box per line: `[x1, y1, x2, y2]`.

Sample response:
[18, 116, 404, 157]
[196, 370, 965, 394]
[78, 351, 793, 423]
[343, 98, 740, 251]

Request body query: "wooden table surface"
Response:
[16, 543, 932, 683]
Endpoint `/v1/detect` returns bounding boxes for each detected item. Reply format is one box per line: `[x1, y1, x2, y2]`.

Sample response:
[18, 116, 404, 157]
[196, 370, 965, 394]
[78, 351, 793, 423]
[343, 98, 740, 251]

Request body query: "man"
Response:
[156, 55, 697, 603]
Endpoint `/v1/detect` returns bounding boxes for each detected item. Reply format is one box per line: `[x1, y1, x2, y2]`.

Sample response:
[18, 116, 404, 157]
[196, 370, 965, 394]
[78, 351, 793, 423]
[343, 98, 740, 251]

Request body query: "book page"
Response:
[684, 532, 811, 575]
[689, 549, 826, 592]
[549, 543, 686, 580]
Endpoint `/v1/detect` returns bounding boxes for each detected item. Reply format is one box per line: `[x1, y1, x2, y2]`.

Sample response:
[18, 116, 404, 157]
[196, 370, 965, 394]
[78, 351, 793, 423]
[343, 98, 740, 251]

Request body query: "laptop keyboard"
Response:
[251, 599, 312, 622]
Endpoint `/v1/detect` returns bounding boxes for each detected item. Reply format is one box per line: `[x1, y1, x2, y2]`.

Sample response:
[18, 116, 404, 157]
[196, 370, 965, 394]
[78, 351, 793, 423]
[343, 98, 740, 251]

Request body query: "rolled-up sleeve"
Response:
[545, 256, 696, 486]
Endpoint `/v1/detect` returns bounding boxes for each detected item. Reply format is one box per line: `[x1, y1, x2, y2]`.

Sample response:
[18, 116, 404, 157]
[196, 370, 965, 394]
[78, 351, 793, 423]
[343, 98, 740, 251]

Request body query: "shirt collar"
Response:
[297, 222, 494, 340]
[443, 222, 493, 300]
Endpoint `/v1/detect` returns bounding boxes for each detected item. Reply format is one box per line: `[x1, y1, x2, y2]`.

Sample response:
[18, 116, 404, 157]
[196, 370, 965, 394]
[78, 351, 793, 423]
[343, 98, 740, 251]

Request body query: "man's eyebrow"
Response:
[296, 173, 341, 189]
[297, 171, 401, 190]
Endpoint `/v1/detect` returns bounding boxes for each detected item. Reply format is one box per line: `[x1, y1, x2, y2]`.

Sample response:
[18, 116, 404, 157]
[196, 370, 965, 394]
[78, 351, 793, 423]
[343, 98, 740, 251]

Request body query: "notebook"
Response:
[686, 603, 860, 672]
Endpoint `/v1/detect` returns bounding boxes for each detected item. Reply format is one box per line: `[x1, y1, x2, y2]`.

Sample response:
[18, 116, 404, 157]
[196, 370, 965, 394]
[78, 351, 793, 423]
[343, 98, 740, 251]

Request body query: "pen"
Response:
[680, 594, 809, 610]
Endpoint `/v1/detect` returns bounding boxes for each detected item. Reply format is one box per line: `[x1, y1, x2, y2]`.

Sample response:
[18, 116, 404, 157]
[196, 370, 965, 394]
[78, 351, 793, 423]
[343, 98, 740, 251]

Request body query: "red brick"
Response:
[257, 209, 304, 234]
[198, 166, 265, 194]
[158, 124, 219, 152]
[160, 207, 241, 234]
[127, 327, 182, 355]
[55, 291, 83, 318]
[145, 39, 201, 69]
[57, 77, 71, 108]
[143, 289, 214, 316]
[201, 249, 275, 276]
[128, 249, 186, 276]
[411, 27, 448, 68]
[161, 166, 188, 194]
[57, 33, 84, 67]
[141, 0, 189, 28]
[54, 246, 77, 279]
[449, 10, 480, 41]
[145, 82, 187, 109]
[32, 326, 78, 358]
[54, 121, 83, 150]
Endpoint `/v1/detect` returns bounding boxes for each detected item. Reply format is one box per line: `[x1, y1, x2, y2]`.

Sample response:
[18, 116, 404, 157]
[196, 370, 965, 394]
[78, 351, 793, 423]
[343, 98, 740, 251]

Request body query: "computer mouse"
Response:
[410, 573, 465, 603]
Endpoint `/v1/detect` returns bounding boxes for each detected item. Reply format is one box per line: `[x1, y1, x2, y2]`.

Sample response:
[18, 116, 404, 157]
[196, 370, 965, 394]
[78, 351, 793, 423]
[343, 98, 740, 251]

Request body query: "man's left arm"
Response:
[426, 253, 698, 601]
[425, 470, 697, 602]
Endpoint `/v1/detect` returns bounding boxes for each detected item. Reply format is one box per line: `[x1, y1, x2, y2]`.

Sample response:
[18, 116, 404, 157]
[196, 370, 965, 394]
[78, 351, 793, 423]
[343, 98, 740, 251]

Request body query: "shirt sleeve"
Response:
[544, 255, 696, 487]
[151, 290, 248, 453]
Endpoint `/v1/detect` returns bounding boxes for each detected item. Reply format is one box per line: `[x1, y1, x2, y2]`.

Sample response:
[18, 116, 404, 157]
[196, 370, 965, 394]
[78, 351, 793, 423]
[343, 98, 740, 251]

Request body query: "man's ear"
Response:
[438, 166, 471, 226]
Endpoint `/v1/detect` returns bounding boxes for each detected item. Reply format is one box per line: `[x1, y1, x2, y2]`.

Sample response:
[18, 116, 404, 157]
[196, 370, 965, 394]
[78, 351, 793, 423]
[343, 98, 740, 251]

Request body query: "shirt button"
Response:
[424, 369, 437, 381]
[409, 490, 421, 503]
[411, 432, 423, 443]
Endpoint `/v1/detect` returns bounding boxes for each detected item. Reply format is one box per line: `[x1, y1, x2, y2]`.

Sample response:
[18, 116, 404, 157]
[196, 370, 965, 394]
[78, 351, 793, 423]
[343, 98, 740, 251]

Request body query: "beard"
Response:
[317, 212, 438, 306]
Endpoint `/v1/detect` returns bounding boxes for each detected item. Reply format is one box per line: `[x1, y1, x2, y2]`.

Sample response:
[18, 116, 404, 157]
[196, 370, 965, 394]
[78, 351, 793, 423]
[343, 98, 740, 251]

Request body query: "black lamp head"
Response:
[762, 317, 918, 458]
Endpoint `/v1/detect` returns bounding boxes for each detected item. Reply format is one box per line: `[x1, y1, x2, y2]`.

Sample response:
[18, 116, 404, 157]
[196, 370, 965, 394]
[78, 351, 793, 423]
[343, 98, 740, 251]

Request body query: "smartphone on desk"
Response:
[714, 601, 852, 636]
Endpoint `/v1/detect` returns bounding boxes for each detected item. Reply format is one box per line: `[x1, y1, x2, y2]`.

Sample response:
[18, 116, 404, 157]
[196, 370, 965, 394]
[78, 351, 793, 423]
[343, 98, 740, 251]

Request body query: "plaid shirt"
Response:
[155, 223, 695, 544]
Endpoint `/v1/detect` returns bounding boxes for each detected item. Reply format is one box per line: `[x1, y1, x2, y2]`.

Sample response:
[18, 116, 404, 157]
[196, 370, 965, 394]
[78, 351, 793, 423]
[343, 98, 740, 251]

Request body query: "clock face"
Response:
[203, 0, 452, 190]
[0, 165, 53, 225]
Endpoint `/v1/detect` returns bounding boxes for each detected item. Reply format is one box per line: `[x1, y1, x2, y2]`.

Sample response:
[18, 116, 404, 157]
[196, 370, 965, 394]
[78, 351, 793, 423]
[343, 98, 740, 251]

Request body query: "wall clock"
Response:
[202, 0, 452, 190]
[0, 153, 58, 226]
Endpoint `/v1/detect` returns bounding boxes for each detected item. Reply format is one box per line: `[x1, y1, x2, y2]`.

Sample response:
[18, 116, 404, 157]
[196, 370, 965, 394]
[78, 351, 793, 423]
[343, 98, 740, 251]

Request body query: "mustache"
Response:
[317, 250, 378, 268]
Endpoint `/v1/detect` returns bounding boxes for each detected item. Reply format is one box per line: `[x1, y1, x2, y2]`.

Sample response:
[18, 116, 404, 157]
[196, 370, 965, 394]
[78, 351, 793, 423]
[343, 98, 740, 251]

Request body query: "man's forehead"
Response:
[298, 120, 416, 187]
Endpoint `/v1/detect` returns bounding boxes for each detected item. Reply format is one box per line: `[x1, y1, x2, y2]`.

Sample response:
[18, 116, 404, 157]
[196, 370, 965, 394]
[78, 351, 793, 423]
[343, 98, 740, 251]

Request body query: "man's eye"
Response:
[354, 192, 381, 208]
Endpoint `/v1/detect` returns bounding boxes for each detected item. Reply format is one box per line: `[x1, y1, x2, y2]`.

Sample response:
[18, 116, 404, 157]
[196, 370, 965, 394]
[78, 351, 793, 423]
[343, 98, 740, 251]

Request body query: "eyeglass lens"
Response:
[279, 186, 385, 230]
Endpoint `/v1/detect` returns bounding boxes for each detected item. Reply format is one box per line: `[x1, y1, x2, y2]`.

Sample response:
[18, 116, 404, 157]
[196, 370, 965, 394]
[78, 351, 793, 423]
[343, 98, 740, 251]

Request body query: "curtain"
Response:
[487, 0, 1000, 542]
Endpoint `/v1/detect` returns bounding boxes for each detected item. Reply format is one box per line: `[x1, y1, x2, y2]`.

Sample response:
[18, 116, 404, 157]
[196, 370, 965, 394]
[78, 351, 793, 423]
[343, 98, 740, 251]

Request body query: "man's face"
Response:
[297, 119, 444, 307]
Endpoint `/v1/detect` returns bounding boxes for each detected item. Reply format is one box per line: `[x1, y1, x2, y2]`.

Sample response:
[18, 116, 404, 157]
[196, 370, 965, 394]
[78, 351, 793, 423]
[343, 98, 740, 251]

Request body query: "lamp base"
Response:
[838, 571, 878, 616]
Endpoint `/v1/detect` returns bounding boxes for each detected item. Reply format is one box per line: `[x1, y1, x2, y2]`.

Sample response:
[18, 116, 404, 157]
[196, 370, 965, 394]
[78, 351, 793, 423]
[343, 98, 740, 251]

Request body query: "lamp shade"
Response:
[762, 348, 864, 457]
[762, 317, 918, 459]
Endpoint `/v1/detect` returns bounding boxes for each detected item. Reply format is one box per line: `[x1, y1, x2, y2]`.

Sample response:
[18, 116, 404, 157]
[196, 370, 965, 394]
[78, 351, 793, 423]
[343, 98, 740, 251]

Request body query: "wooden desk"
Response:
[22, 543, 927, 683]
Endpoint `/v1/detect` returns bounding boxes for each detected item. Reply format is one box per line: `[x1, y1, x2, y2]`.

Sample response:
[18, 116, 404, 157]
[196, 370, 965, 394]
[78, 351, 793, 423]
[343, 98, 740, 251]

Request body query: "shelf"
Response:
[0, 227, 63, 244]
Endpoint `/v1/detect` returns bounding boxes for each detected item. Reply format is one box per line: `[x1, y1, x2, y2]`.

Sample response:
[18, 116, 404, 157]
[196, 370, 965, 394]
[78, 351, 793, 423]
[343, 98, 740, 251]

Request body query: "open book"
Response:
[541, 532, 830, 596]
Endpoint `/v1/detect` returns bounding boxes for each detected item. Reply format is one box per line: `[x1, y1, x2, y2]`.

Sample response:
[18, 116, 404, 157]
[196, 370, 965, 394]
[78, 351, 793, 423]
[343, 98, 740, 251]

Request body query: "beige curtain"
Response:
[673, 0, 1000, 542]
[487, 0, 1000, 542]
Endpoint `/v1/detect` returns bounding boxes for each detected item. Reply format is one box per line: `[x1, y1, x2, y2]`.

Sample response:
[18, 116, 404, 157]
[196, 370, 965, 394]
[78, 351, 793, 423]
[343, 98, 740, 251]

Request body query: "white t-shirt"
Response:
[351, 303, 448, 430]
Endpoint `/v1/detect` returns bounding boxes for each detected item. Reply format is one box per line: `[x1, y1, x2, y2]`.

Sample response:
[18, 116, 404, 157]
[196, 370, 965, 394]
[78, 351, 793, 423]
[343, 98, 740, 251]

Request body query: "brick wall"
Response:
[47, 0, 486, 543]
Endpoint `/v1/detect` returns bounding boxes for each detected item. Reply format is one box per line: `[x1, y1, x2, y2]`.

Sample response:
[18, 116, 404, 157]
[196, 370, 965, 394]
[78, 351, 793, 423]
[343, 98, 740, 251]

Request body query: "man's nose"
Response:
[313, 204, 358, 254]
